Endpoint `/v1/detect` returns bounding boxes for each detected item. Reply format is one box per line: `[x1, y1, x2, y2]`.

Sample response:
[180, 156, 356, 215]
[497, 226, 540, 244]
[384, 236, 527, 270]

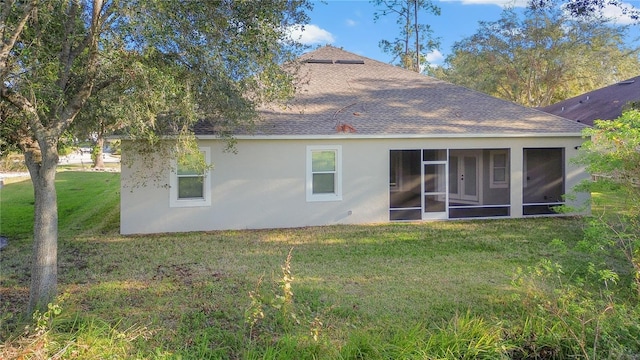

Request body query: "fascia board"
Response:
[195, 132, 586, 140]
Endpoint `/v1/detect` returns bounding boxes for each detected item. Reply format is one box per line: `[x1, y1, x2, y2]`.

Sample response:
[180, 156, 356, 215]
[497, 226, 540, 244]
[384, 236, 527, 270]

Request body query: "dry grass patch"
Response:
[1, 172, 603, 358]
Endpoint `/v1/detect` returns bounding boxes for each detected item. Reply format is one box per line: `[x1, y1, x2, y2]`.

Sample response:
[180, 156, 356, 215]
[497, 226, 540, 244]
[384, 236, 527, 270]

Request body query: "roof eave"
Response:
[195, 132, 586, 140]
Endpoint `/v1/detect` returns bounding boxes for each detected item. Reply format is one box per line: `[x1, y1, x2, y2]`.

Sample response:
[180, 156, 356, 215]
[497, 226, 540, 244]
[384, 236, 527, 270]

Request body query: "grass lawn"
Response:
[0, 171, 635, 358]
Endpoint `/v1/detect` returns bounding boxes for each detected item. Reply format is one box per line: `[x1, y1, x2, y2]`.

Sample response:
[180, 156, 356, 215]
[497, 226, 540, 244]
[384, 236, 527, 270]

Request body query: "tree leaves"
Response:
[372, 0, 441, 72]
[1, 0, 312, 312]
[434, 5, 640, 107]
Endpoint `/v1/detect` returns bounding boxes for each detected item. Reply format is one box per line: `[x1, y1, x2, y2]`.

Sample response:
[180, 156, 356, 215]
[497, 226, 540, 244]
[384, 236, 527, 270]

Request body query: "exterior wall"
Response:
[121, 138, 390, 234]
[120, 136, 590, 234]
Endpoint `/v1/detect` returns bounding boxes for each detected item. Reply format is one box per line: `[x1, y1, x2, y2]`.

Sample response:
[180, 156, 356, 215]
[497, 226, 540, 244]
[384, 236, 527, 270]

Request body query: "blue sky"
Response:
[289, 0, 640, 67]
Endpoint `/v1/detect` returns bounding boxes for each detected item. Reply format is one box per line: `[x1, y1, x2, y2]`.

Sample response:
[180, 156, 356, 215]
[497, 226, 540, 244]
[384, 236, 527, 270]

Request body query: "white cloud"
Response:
[346, 19, 358, 27]
[443, 0, 639, 19]
[287, 24, 335, 45]
[599, 2, 638, 25]
[439, 0, 528, 7]
[426, 49, 445, 65]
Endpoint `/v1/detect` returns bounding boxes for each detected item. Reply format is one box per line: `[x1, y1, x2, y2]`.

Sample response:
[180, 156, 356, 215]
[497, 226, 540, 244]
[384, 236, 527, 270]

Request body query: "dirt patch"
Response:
[0, 287, 30, 337]
[153, 263, 225, 286]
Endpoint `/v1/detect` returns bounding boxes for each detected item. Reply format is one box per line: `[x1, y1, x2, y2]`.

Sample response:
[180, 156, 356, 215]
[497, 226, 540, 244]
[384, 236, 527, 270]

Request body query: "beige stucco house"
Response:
[120, 46, 590, 235]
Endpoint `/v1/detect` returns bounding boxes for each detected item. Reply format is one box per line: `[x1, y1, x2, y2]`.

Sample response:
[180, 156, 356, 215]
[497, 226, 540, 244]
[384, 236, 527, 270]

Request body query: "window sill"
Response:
[170, 198, 211, 208]
[306, 194, 343, 202]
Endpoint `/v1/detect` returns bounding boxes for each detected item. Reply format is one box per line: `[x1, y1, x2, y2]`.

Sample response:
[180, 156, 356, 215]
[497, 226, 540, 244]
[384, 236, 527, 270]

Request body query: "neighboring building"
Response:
[540, 75, 640, 126]
[120, 46, 590, 234]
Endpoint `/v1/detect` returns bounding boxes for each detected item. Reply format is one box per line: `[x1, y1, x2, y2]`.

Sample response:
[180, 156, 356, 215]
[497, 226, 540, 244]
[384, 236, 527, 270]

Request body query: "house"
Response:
[540, 75, 640, 126]
[120, 46, 590, 234]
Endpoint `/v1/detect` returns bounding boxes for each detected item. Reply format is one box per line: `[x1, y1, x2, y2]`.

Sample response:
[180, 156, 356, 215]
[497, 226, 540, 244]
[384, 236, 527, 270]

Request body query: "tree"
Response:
[71, 85, 123, 169]
[433, 3, 640, 107]
[1, 0, 310, 312]
[372, 0, 440, 72]
[549, 0, 639, 20]
[576, 109, 640, 296]
[580, 109, 640, 198]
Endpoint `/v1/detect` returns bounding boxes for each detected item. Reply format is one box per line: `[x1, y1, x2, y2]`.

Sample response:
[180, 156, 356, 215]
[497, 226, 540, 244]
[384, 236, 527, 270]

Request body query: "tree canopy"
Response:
[574, 108, 640, 297]
[372, 0, 440, 72]
[432, 3, 640, 107]
[579, 109, 640, 193]
[1, 0, 311, 312]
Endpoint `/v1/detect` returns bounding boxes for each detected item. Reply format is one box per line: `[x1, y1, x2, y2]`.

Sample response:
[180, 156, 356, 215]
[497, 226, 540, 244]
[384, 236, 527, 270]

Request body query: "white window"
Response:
[170, 147, 212, 207]
[489, 150, 509, 188]
[306, 145, 342, 202]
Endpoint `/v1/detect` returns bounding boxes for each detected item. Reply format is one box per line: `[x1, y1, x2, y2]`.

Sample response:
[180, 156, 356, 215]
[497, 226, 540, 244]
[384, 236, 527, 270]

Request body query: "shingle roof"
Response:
[197, 46, 587, 137]
[540, 75, 640, 126]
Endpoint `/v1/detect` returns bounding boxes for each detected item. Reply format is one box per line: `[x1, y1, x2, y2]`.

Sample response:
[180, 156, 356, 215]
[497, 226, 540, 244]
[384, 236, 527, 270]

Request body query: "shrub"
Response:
[0, 151, 26, 172]
[423, 312, 508, 359]
[511, 259, 640, 359]
[0, 297, 154, 359]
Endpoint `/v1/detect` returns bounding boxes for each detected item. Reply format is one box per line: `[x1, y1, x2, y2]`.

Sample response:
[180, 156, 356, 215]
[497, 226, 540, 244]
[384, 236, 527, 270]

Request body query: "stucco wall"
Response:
[120, 136, 590, 234]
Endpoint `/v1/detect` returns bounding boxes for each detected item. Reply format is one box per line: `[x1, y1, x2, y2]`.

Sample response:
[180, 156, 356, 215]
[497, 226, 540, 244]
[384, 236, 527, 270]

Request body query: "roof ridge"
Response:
[300, 45, 450, 84]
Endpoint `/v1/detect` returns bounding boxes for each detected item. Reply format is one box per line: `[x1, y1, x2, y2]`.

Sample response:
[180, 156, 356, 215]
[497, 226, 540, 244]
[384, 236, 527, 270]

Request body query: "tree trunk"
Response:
[414, 0, 419, 73]
[25, 141, 59, 313]
[93, 136, 105, 169]
[403, 3, 411, 70]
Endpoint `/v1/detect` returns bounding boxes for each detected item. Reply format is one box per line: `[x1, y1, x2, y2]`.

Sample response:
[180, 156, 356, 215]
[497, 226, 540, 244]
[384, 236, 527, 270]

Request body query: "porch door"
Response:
[422, 160, 448, 220]
[449, 151, 479, 203]
[523, 148, 564, 202]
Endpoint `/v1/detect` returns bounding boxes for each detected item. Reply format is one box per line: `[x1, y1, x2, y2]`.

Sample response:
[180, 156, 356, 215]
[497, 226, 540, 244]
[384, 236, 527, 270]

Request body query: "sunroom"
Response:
[389, 148, 565, 221]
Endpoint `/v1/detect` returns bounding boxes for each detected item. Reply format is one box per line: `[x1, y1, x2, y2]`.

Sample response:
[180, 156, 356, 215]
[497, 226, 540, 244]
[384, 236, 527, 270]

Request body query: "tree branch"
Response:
[53, 0, 105, 136]
[1, 85, 47, 143]
[1, 0, 37, 79]
[68, 0, 114, 73]
[57, 0, 81, 90]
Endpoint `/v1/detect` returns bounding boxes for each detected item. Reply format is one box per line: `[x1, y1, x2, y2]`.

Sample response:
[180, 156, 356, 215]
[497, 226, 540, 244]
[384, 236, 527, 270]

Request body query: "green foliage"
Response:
[623, 100, 640, 112]
[110, 1, 311, 142]
[2, 0, 312, 310]
[339, 330, 386, 359]
[109, 140, 122, 156]
[511, 258, 640, 359]
[0, 151, 26, 172]
[90, 144, 101, 165]
[57, 146, 74, 157]
[434, 4, 640, 107]
[244, 248, 328, 353]
[582, 214, 640, 295]
[424, 312, 508, 359]
[0, 103, 22, 157]
[3, 0, 313, 148]
[1, 297, 154, 360]
[4, 172, 640, 357]
[576, 110, 640, 294]
[372, 0, 441, 72]
[579, 110, 640, 194]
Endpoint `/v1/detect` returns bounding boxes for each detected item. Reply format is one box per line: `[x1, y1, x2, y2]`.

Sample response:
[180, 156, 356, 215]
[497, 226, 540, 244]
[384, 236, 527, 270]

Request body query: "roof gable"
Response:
[198, 46, 587, 137]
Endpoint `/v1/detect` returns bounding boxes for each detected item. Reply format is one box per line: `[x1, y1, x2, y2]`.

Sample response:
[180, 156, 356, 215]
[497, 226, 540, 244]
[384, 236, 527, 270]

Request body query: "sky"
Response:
[289, 0, 640, 67]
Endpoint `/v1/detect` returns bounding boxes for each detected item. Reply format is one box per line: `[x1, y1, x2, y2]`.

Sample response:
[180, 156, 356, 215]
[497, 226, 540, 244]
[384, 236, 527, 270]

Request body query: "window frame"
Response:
[306, 145, 342, 202]
[489, 150, 509, 189]
[389, 150, 403, 191]
[169, 147, 212, 208]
